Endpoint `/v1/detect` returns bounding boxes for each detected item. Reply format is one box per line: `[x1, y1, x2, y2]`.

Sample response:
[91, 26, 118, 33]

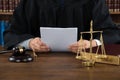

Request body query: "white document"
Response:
[40, 27, 77, 52]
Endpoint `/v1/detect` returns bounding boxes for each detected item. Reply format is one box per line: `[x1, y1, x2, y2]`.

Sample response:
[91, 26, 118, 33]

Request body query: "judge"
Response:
[3, 0, 120, 53]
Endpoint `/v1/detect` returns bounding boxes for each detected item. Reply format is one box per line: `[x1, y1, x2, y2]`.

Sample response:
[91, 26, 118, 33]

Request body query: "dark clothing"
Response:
[4, 0, 120, 49]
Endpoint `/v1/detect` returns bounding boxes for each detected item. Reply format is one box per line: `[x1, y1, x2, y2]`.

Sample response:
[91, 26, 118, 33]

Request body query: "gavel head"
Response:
[9, 46, 33, 62]
[12, 46, 25, 55]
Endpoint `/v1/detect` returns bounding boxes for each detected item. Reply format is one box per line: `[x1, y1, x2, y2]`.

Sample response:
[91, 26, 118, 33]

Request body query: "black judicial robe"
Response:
[3, 0, 120, 49]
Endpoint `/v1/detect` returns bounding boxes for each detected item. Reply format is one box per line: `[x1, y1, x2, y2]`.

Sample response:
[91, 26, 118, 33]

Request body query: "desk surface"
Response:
[0, 44, 120, 80]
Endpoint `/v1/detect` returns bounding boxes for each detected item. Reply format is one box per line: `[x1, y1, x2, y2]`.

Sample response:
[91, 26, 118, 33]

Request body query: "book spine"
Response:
[0, 0, 3, 12]
[0, 21, 5, 46]
[117, 0, 119, 12]
[106, 0, 120, 13]
[2, 0, 9, 12]
[8, 0, 14, 12]
[0, 20, 10, 46]
[107, 0, 113, 12]
[6, 0, 9, 12]
[0, 21, 1, 45]
[118, 0, 120, 12]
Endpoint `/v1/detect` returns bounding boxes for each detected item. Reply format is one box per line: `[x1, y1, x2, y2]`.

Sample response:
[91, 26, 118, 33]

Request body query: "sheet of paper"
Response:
[40, 27, 77, 52]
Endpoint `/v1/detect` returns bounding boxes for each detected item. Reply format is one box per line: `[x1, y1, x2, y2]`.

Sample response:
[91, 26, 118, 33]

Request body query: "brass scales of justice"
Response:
[76, 20, 120, 67]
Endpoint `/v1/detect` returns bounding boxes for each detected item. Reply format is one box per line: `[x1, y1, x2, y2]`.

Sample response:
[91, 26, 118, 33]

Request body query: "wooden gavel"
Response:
[0, 46, 33, 62]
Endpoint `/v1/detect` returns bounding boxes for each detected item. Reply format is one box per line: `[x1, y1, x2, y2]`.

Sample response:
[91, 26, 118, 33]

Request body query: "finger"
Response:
[30, 38, 49, 52]
[31, 44, 49, 52]
[30, 43, 40, 52]
[40, 45, 50, 52]
[68, 45, 78, 53]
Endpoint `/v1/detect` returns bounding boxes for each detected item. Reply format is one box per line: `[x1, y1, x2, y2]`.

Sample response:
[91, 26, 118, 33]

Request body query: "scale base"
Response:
[76, 52, 120, 65]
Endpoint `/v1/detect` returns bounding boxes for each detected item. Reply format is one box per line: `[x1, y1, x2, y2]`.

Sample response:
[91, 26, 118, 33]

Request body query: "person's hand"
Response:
[68, 40, 97, 53]
[29, 37, 50, 52]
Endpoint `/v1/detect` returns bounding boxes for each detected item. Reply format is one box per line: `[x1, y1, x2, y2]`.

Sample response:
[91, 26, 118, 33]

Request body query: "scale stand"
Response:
[76, 20, 120, 67]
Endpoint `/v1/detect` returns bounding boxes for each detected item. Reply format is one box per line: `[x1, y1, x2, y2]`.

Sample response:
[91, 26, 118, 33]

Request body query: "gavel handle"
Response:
[0, 50, 13, 54]
[0, 49, 32, 54]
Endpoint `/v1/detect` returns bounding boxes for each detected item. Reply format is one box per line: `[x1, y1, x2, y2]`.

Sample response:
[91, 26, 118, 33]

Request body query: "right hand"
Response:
[29, 37, 50, 52]
[68, 40, 97, 53]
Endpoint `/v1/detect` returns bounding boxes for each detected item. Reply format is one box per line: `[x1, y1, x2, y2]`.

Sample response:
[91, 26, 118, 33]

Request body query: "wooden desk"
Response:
[0, 44, 120, 80]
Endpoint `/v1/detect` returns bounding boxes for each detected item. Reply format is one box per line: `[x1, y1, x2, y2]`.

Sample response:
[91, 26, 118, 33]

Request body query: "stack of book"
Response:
[0, 0, 120, 14]
[0, 20, 10, 46]
[0, 0, 20, 13]
[106, 0, 120, 13]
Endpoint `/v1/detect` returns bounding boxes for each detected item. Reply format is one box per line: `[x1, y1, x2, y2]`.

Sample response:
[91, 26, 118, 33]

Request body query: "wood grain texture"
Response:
[0, 44, 120, 80]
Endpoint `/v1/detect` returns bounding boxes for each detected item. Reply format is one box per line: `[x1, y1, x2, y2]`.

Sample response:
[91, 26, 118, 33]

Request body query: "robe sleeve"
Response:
[92, 0, 120, 44]
[3, 0, 34, 50]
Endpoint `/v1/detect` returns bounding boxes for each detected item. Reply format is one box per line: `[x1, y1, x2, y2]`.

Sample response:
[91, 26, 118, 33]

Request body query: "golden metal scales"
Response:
[76, 20, 120, 67]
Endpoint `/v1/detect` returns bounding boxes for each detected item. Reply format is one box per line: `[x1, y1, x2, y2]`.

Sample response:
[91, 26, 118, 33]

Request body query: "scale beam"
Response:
[76, 20, 120, 66]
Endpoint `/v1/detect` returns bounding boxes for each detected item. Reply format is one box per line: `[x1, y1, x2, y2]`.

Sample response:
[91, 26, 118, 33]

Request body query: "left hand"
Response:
[68, 40, 97, 53]
[29, 37, 50, 52]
